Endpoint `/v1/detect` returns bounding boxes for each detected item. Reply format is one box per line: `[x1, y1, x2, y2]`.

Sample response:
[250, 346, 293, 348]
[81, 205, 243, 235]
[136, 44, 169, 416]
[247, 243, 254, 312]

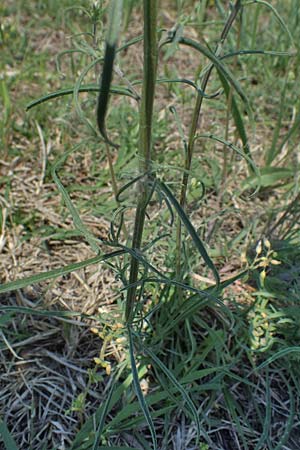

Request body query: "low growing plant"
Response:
[1, 1, 299, 449]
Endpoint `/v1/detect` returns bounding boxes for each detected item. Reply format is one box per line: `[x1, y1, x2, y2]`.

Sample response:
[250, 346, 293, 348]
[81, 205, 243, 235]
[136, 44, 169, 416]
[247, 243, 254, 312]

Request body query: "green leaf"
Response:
[216, 70, 254, 174]
[92, 382, 115, 450]
[26, 84, 137, 111]
[97, 0, 123, 147]
[97, 447, 140, 450]
[0, 250, 125, 294]
[143, 344, 201, 444]
[177, 36, 251, 114]
[241, 167, 293, 191]
[0, 80, 11, 125]
[0, 421, 19, 450]
[70, 365, 148, 450]
[157, 179, 220, 286]
[252, 347, 300, 372]
[247, 0, 295, 48]
[51, 145, 100, 253]
[127, 326, 157, 450]
[197, 134, 259, 183]
[223, 388, 249, 450]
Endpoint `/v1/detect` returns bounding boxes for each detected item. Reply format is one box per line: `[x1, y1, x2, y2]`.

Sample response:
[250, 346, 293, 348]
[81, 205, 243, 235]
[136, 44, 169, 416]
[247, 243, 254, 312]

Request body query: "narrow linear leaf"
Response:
[251, 347, 300, 373]
[0, 80, 11, 124]
[0, 421, 19, 450]
[254, 369, 271, 450]
[169, 106, 188, 155]
[127, 326, 157, 450]
[266, 71, 289, 165]
[117, 33, 144, 54]
[221, 48, 296, 59]
[157, 179, 220, 286]
[197, 133, 259, 189]
[97, 0, 123, 147]
[52, 147, 100, 253]
[155, 78, 220, 99]
[70, 366, 148, 450]
[97, 447, 140, 450]
[0, 306, 89, 320]
[277, 113, 300, 156]
[247, 0, 295, 47]
[241, 166, 292, 192]
[116, 174, 146, 203]
[74, 58, 104, 136]
[216, 69, 254, 174]
[177, 36, 251, 115]
[56, 49, 89, 74]
[224, 389, 249, 450]
[92, 381, 115, 450]
[0, 250, 125, 294]
[142, 344, 201, 444]
[273, 373, 295, 450]
[26, 84, 137, 111]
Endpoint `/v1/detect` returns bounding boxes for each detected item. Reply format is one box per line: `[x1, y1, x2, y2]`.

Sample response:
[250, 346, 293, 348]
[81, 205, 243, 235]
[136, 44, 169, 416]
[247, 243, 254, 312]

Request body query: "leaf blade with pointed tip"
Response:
[157, 179, 220, 287]
[0, 421, 19, 450]
[97, 0, 123, 147]
[128, 326, 157, 450]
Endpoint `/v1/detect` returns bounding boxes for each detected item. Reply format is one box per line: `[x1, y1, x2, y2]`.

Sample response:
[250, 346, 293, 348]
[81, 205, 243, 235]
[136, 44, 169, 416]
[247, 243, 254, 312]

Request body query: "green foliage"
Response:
[1, 0, 300, 448]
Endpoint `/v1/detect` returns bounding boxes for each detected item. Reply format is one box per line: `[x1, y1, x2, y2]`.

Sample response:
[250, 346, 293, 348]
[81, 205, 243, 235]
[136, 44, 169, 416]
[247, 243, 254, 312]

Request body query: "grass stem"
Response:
[175, 0, 242, 287]
[125, 0, 158, 324]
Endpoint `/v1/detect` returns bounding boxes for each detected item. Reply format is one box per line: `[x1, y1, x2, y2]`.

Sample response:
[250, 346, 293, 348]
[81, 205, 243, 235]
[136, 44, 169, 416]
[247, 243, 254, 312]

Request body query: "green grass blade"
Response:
[253, 369, 271, 450]
[0, 250, 125, 294]
[74, 58, 104, 137]
[26, 84, 137, 111]
[92, 381, 115, 450]
[127, 326, 157, 450]
[223, 388, 249, 450]
[142, 344, 201, 444]
[177, 36, 251, 113]
[0, 421, 19, 450]
[70, 365, 148, 449]
[241, 166, 292, 192]
[198, 133, 259, 179]
[51, 145, 100, 253]
[0, 79, 11, 125]
[251, 347, 300, 373]
[155, 78, 220, 99]
[276, 112, 300, 158]
[0, 305, 88, 320]
[97, 447, 140, 450]
[266, 72, 289, 166]
[97, 0, 123, 147]
[157, 179, 220, 286]
[169, 106, 188, 155]
[216, 69, 254, 174]
[247, 0, 295, 48]
[221, 49, 296, 59]
[273, 372, 295, 450]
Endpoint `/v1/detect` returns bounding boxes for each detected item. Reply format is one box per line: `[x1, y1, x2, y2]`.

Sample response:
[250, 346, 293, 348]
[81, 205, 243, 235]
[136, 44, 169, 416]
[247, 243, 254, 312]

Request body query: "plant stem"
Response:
[221, 8, 242, 191]
[105, 143, 128, 240]
[175, 0, 242, 286]
[125, 0, 158, 324]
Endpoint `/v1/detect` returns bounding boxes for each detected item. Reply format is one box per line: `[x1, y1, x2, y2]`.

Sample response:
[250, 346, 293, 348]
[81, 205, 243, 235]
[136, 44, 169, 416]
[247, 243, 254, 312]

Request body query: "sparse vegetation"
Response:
[1, 1, 300, 449]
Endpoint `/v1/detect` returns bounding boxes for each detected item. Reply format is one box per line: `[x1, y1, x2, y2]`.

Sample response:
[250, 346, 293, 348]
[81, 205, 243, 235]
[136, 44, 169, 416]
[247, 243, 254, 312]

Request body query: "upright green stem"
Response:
[222, 9, 242, 190]
[125, 1, 158, 324]
[175, 0, 242, 285]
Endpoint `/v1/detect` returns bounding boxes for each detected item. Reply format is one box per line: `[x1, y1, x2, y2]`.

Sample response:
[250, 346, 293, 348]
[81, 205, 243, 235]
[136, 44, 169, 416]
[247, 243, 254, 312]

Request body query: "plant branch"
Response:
[125, 0, 158, 324]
